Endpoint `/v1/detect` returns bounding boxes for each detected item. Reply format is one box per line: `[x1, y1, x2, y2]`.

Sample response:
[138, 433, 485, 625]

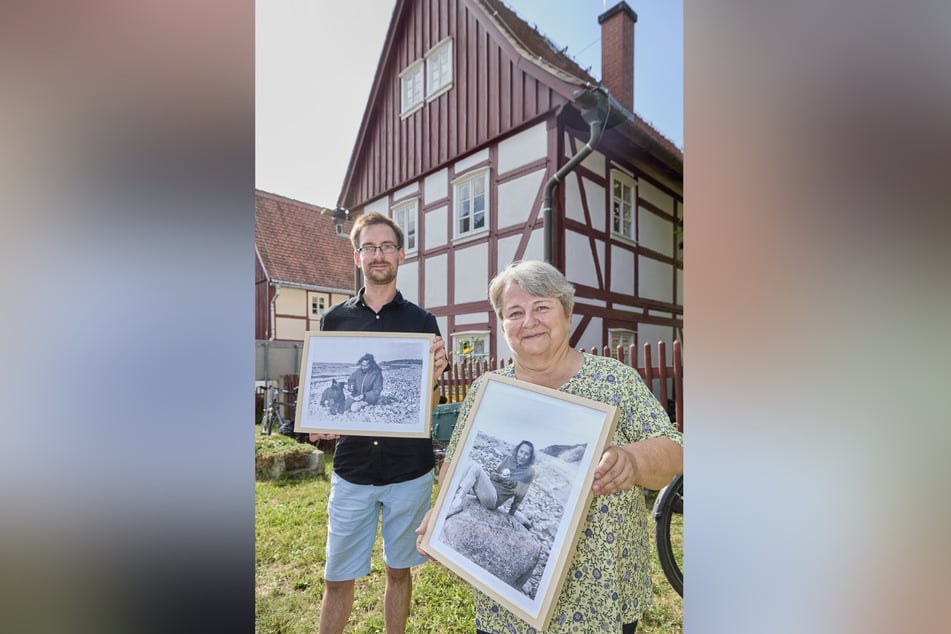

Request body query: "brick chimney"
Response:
[598, 1, 637, 112]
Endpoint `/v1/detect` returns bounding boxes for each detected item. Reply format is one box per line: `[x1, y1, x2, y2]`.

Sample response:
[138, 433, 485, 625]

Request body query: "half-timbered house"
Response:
[337, 0, 683, 366]
[255, 190, 355, 342]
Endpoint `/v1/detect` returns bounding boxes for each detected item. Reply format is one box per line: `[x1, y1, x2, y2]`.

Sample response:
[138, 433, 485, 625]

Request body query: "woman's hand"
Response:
[592, 445, 637, 496]
[415, 509, 435, 559]
[309, 432, 340, 442]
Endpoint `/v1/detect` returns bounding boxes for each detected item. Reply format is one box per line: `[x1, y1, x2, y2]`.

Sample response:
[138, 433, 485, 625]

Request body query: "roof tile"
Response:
[255, 190, 355, 291]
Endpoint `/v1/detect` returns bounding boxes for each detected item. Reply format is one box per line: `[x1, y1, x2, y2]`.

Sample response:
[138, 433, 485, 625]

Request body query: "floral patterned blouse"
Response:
[445, 353, 683, 633]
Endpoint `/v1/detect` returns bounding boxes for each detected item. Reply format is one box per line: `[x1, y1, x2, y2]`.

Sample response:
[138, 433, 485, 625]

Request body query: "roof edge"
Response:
[269, 279, 355, 295]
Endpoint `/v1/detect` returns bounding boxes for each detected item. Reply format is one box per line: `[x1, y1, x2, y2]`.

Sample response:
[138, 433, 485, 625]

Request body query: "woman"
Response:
[446, 440, 536, 529]
[346, 352, 383, 412]
[418, 260, 683, 634]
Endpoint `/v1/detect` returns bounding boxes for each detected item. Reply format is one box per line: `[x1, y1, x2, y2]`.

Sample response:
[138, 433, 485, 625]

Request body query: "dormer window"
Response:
[426, 38, 453, 100]
[400, 38, 453, 117]
[400, 60, 424, 116]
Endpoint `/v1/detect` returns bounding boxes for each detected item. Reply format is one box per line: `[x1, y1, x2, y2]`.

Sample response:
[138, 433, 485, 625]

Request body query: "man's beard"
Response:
[363, 262, 396, 285]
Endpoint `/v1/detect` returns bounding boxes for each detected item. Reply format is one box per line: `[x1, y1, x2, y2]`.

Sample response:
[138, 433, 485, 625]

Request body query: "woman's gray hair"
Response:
[488, 260, 575, 317]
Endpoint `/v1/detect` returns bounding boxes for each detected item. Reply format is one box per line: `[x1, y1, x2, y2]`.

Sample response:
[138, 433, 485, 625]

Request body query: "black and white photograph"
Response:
[293, 331, 435, 437]
[421, 374, 618, 630]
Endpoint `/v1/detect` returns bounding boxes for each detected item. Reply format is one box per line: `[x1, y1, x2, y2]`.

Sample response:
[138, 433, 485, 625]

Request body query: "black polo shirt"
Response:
[320, 289, 439, 485]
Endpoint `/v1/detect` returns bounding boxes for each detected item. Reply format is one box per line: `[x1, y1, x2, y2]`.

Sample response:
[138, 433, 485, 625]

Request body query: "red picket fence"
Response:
[437, 340, 683, 432]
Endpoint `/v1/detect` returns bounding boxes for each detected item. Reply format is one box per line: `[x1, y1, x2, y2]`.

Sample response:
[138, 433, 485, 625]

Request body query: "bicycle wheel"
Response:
[652, 473, 683, 597]
[260, 410, 273, 435]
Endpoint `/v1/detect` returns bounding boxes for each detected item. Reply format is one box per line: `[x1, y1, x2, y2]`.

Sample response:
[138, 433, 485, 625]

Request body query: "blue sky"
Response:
[256, 0, 682, 208]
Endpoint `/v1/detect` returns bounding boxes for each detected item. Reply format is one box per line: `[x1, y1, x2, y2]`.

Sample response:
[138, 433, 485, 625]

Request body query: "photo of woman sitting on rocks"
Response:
[445, 440, 536, 529]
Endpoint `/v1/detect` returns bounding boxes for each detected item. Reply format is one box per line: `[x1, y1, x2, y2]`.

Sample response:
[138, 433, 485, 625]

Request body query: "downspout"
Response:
[269, 283, 280, 341]
[542, 85, 611, 264]
[264, 282, 281, 388]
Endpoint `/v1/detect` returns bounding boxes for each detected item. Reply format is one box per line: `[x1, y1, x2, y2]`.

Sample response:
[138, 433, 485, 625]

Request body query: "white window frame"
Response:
[391, 198, 418, 254]
[310, 294, 326, 319]
[608, 328, 636, 364]
[452, 168, 489, 239]
[400, 60, 424, 117]
[426, 38, 453, 101]
[452, 331, 490, 361]
[610, 170, 637, 242]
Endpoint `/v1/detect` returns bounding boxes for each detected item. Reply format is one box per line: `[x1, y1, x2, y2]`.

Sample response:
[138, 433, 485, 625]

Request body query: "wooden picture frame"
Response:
[293, 331, 435, 437]
[420, 373, 619, 630]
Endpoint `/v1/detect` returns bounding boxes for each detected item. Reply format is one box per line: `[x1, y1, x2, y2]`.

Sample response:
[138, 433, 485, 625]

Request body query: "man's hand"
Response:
[309, 433, 340, 442]
[431, 336, 449, 377]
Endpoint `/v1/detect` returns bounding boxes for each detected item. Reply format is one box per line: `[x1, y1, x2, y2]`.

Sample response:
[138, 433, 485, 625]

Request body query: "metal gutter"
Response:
[268, 279, 354, 295]
[542, 85, 611, 263]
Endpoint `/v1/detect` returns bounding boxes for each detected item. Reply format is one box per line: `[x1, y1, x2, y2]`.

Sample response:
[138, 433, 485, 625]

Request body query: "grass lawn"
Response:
[255, 432, 683, 633]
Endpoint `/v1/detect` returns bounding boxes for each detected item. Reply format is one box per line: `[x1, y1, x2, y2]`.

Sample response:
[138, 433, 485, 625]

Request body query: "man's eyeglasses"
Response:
[356, 243, 399, 256]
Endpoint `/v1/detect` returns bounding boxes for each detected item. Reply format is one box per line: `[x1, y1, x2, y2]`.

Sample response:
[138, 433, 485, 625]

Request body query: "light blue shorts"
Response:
[324, 470, 434, 582]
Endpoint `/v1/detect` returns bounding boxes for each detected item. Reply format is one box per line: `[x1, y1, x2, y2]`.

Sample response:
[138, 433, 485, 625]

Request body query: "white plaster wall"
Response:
[610, 244, 636, 295]
[497, 169, 545, 229]
[453, 243, 489, 304]
[571, 309, 603, 352]
[522, 230, 545, 262]
[565, 173, 585, 224]
[424, 254, 448, 307]
[496, 229, 545, 270]
[497, 234, 521, 269]
[453, 312, 488, 326]
[637, 323, 674, 365]
[425, 168, 448, 202]
[330, 292, 352, 307]
[563, 175, 605, 233]
[364, 196, 388, 216]
[276, 316, 306, 341]
[639, 208, 674, 257]
[638, 255, 673, 302]
[274, 286, 306, 316]
[639, 179, 674, 215]
[399, 260, 420, 305]
[564, 230, 602, 288]
[495, 331, 513, 363]
[497, 122, 546, 174]
[425, 204, 448, 250]
[393, 181, 419, 201]
[579, 147, 605, 176]
[454, 148, 489, 173]
[436, 315, 448, 339]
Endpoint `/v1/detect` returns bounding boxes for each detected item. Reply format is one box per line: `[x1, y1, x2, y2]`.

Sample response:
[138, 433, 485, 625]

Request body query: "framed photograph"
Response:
[293, 331, 435, 437]
[420, 373, 619, 630]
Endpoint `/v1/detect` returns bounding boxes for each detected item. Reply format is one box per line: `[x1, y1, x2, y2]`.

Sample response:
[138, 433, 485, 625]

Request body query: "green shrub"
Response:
[255, 431, 316, 479]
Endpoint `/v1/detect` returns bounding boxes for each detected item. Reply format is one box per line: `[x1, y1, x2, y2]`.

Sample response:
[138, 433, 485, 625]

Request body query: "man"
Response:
[311, 212, 448, 634]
